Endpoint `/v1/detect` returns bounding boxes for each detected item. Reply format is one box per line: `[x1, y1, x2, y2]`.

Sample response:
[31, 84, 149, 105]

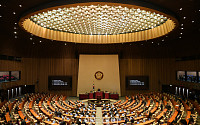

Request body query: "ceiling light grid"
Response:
[30, 4, 168, 35]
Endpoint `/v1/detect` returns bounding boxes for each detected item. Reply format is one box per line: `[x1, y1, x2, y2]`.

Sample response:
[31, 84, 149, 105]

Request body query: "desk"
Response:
[54, 117, 70, 123]
[155, 108, 168, 121]
[104, 92, 110, 99]
[95, 91, 103, 99]
[110, 94, 119, 100]
[47, 101, 55, 111]
[79, 94, 88, 100]
[167, 110, 178, 124]
[30, 109, 42, 122]
[44, 121, 59, 125]
[5, 112, 10, 122]
[89, 92, 94, 99]
[18, 111, 30, 125]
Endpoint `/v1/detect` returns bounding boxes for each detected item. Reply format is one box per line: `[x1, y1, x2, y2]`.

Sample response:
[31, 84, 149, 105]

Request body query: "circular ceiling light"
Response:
[19, 2, 178, 44]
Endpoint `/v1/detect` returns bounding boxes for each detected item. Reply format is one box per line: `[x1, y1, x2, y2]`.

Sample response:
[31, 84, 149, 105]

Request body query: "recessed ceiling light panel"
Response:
[19, 2, 178, 44]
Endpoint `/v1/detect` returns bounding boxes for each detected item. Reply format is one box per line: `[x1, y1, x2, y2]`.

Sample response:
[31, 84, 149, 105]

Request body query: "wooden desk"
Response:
[5, 112, 11, 122]
[63, 101, 74, 109]
[40, 107, 52, 118]
[30, 109, 42, 122]
[167, 110, 178, 125]
[18, 111, 31, 125]
[110, 94, 119, 100]
[113, 100, 121, 105]
[131, 100, 142, 111]
[79, 94, 89, 100]
[138, 119, 154, 125]
[185, 111, 191, 124]
[47, 101, 55, 111]
[54, 117, 70, 123]
[155, 108, 168, 121]
[125, 100, 135, 108]
[44, 121, 59, 125]
[150, 102, 159, 114]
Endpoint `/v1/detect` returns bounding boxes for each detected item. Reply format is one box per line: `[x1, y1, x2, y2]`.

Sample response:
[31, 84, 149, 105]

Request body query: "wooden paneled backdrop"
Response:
[1, 57, 200, 96]
[22, 58, 78, 96]
[119, 58, 176, 95]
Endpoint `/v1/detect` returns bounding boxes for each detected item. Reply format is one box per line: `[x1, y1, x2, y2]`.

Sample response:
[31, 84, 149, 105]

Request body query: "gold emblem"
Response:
[95, 71, 103, 80]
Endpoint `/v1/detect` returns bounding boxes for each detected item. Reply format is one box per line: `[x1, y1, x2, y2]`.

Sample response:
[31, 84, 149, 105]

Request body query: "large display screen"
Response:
[186, 71, 197, 82]
[11, 71, 21, 81]
[177, 71, 186, 81]
[199, 72, 200, 83]
[126, 76, 149, 90]
[48, 76, 72, 90]
[0, 71, 10, 83]
[0, 71, 21, 83]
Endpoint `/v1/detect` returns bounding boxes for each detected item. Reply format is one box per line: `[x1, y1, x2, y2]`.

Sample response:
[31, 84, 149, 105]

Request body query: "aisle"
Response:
[96, 107, 103, 125]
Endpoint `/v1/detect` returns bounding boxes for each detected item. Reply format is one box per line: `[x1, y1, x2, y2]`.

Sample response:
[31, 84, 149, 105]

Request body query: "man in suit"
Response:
[21, 118, 26, 125]
[60, 121, 66, 125]
[131, 117, 135, 123]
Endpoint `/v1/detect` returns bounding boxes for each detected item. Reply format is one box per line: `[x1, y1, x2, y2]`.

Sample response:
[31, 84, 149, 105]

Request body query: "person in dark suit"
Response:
[131, 117, 135, 123]
[6, 107, 9, 112]
[76, 119, 81, 125]
[60, 121, 66, 125]
[124, 117, 129, 123]
[21, 118, 26, 125]
[180, 119, 187, 125]
[54, 109, 58, 116]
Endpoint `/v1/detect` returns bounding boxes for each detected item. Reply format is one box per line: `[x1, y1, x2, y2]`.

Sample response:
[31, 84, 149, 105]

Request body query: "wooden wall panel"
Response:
[22, 58, 78, 96]
[119, 58, 176, 96]
[20, 57, 200, 96]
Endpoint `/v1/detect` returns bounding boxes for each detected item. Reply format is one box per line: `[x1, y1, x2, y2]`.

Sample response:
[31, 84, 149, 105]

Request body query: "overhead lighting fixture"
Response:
[180, 33, 183, 35]
[180, 8, 182, 10]
[14, 32, 17, 34]
[19, 2, 178, 44]
[192, 21, 194, 23]
[15, 36, 18, 38]
[29, 5, 169, 35]
[19, 5, 22, 7]
[181, 24, 183, 26]
[179, 37, 181, 39]
[183, 17, 186, 19]
[15, 23, 17, 25]
[0, 15, 2, 18]
[65, 43, 67, 45]
[13, 12, 16, 15]
[39, 41, 42, 43]
[30, 38, 33, 40]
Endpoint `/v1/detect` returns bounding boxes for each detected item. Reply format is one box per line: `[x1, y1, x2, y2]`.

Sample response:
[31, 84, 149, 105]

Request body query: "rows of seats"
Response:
[0, 92, 198, 124]
[101, 93, 198, 125]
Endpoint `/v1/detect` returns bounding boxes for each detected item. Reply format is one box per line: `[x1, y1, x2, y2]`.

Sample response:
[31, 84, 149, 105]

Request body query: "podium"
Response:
[95, 91, 103, 99]
[104, 92, 110, 99]
[89, 92, 94, 99]
[79, 94, 88, 100]
[110, 94, 119, 100]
